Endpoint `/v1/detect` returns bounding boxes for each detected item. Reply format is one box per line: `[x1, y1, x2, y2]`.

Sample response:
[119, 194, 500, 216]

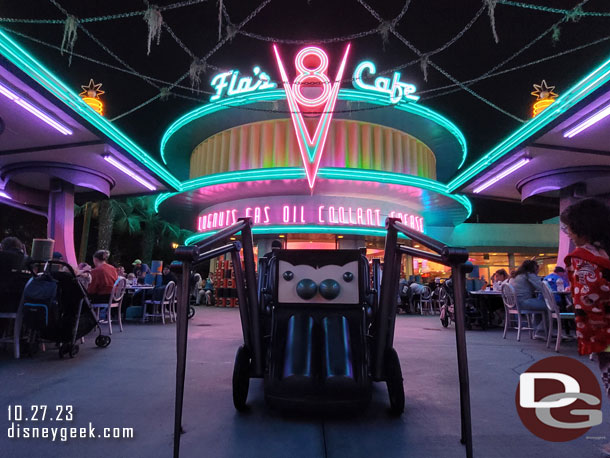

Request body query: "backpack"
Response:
[22, 273, 59, 330]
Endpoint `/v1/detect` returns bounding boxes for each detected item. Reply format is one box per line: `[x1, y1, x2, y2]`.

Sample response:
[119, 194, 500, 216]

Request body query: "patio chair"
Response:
[431, 286, 443, 314]
[419, 286, 433, 315]
[143, 281, 176, 325]
[501, 283, 544, 341]
[91, 277, 127, 335]
[542, 281, 575, 352]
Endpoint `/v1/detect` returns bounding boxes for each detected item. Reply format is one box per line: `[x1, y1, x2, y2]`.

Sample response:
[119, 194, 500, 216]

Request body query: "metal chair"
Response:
[419, 286, 433, 315]
[143, 281, 176, 324]
[501, 283, 544, 341]
[542, 281, 575, 352]
[91, 277, 127, 335]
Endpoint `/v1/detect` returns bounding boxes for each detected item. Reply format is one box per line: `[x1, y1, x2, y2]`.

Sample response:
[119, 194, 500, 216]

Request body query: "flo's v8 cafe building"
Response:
[156, 45, 473, 275]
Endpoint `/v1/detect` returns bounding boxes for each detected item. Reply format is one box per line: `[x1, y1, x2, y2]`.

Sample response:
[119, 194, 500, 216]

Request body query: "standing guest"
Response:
[88, 250, 118, 304]
[561, 199, 610, 408]
[509, 260, 547, 338]
[132, 259, 150, 284]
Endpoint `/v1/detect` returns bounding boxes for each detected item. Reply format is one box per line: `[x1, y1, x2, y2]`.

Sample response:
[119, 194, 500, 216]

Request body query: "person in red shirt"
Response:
[88, 249, 118, 304]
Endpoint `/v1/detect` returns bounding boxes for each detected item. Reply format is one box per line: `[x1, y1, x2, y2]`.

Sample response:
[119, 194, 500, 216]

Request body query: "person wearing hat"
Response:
[132, 259, 150, 285]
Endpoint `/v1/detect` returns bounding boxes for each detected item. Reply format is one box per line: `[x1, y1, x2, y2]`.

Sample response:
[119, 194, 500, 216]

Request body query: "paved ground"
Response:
[1, 306, 609, 458]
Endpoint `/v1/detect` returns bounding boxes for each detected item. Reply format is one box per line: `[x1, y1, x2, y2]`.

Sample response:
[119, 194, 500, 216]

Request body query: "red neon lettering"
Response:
[318, 205, 325, 223]
[264, 206, 270, 224]
[231, 209, 237, 224]
[348, 207, 354, 224]
[357, 208, 364, 225]
[328, 206, 335, 224]
[212, 212, 218, 228]
[245, 207, 252, 218]
[338, 207, 346, 224]
[218, 211, 225, 227]
[374, 209, 381, 226]
[410, 215, 415, 229]
[300, 205, 305, 223]
[366, 209, 373, 226]
[282, 206, 290, 223]
[254, 207, 261, 224]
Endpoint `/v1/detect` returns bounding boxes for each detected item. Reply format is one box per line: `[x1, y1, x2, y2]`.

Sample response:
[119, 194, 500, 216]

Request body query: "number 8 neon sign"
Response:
[273, 44, 351, 189]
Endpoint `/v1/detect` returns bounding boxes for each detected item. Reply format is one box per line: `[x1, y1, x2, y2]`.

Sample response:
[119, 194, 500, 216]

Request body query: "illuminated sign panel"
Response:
[210, 66, 277, 101]
[273, 45, 351, 189]
[205, 47, 418, 189]
[196, 196, 424, 233]
[352, 61, 419, 103]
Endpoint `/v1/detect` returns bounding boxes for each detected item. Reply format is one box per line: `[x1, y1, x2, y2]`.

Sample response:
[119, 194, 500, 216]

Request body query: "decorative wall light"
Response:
[103, 154, 157, 191]
[563, 101, 610, 138]
[473, 157, 531, 194]
[79, 79, 105, 115]
[0, 80, 72, 135]
[531, 80, 558, 118]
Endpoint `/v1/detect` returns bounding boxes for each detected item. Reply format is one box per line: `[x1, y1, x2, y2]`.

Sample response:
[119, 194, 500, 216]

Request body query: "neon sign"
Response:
[210, 66, 277, 101]
[352, 61, 419, 103]
[273, 45, 351, 189]
[204, 48, 419, 189]
[196, 197, 424, 233]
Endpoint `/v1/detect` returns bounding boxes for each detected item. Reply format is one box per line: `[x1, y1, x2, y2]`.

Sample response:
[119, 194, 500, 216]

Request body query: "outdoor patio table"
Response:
[123, 285, 154, 322]
[469, 290, 503, 328]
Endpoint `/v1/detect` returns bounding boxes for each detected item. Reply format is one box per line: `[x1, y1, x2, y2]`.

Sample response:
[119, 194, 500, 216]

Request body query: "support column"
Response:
[556, 186, 580, 268]
[47, 179, 77, 267]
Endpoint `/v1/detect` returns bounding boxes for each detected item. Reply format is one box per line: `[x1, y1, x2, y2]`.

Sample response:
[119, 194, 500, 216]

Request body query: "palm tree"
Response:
[75, 196, 191, 265]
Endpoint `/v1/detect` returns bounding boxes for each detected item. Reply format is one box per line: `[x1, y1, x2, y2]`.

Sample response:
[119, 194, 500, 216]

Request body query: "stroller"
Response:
[21, 260, 110, 358]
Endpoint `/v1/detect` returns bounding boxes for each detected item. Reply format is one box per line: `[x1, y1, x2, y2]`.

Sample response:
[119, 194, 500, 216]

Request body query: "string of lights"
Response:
[0, 0, 209, 24]
[420, 34, 610, 100]
[420, 0, 592, 101]
[110, 0, 272, 121]
[498, 0, 610, 17]
[356, 0, 527, 123]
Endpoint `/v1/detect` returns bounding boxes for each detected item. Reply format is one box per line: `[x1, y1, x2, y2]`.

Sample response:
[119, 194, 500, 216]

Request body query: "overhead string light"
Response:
[356, 0, 526, 123]
[419, 0, 593, 101]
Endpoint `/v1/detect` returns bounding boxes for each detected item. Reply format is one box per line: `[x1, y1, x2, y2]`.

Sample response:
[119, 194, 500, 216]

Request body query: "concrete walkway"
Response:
[1, 307, 608, 458]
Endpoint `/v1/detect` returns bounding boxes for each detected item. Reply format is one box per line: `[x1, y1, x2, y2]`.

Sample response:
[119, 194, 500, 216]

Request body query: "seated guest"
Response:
[0, 236, 28, 271]
[0, 236, 30, 315]
[77, 262, 92, 290]
[161, 266, 178, 285]
[132, 259, 150, 284]
[116, 265, 126, 278]
[202, 275, 214, 305]
[492, 269, 509, 291]
[545, 266, 569, 291]
[509, 260, 547, 338]
[88, 250, 118, 305]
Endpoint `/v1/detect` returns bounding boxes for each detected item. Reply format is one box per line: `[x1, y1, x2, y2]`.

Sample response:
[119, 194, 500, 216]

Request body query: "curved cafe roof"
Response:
[452, 51, 610, 201]
[161, 79, 468, 183]
[0, 29, 180, 209]
[155, 167, 472, 232]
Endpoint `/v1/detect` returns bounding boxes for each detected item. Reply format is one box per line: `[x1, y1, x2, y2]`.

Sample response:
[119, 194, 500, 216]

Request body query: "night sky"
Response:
[2, 0, 610, 221]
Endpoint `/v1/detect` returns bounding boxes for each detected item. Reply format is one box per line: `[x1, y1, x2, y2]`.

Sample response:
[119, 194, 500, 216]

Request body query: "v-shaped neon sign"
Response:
[273, 45, 351, 189]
